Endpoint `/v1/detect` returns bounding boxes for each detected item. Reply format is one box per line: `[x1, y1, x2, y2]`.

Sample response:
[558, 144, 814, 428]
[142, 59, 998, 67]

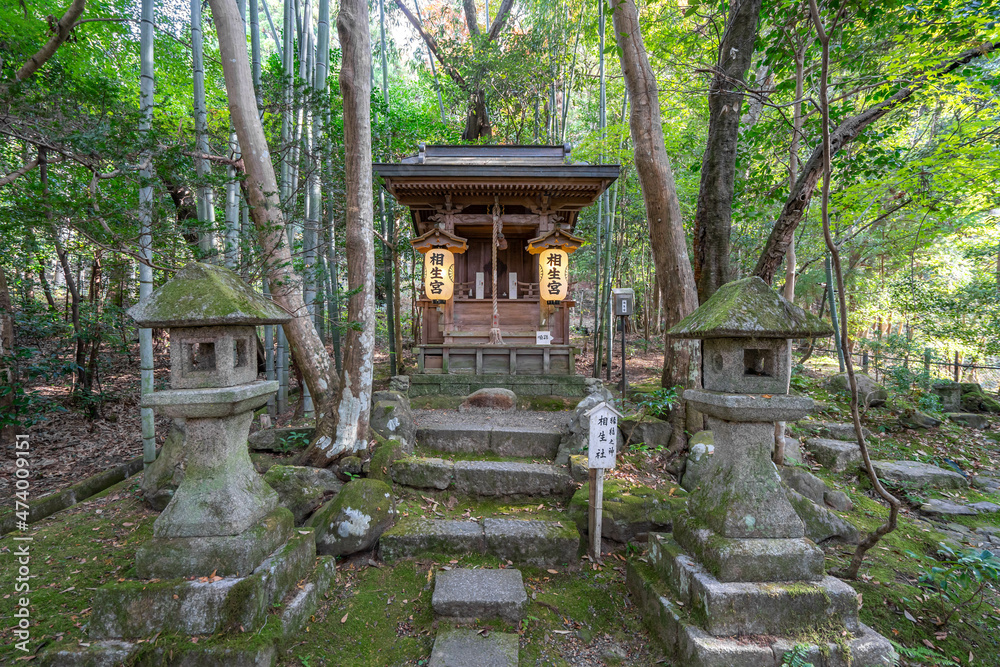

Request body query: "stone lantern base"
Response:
[627, 534, 897, 667]
[40, 529, 335, 666]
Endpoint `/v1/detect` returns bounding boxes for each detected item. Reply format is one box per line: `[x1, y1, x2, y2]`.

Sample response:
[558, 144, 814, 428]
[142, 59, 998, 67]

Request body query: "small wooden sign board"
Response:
[583, 401, 623, 561]
[536, 331, 552, 345]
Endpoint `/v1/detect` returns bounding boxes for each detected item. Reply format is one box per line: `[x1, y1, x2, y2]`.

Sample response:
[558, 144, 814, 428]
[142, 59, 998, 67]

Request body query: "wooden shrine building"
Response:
[375, 144, 619, 396]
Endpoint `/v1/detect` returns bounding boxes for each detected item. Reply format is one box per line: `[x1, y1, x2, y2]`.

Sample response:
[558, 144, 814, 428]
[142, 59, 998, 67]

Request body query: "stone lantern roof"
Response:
[668, 276, 833, 340]
[128, 262, 291, 328]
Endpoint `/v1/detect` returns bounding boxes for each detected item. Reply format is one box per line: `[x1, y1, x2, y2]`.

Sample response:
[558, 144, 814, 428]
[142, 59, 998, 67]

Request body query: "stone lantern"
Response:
[626, 277, 895, 666]
[66, 263, 334, 664]
[127, 262, 293, 579]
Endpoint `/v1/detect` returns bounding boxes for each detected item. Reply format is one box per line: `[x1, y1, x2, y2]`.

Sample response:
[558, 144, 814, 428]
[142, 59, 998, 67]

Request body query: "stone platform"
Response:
[432, 568, 528, 622]
[627, 556, 896, 667]
[415, 423, 563, 458]
[409, 373, 586, 397]
[391, 456, 574, 497]
[44, 532, 336, 666]
[381, 517, 580, 567]
[429, 627, 519, 667]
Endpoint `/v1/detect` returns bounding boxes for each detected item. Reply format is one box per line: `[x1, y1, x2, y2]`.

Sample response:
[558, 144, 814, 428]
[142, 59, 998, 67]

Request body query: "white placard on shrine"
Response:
[585, 401, 622, 469]
[536, 330, 552, 345]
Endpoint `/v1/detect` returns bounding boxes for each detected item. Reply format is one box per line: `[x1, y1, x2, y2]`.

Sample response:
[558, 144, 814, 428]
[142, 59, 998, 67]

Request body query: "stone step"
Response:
[381, 517, 580, 567]
[391, 456, 574, 497]
[432, 568, 527, 622]
[416, 424, 562, 458]
[648, 533, 860, 637]
[429, 627, 518, 667]
[803, 437, 861, 472]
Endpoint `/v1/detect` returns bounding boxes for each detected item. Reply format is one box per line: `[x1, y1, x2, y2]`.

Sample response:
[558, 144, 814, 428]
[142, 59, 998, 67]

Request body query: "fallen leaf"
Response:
[341, 613, 349, 623]
[904, 610, 916, 623]
[547, 569, 559, 574]
[922, 639, 936, 650]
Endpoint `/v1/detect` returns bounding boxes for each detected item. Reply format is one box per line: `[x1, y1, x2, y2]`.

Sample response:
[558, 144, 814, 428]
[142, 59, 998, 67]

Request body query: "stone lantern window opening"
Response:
[743, 348, 774, 377]
[234, 338, 249, 369]
[186, 341, 216, 372]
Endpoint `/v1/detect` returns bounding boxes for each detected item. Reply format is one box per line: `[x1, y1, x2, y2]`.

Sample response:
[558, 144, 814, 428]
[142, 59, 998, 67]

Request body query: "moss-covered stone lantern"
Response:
[127, 262, 293, 579]
[623, 277, 895, 666]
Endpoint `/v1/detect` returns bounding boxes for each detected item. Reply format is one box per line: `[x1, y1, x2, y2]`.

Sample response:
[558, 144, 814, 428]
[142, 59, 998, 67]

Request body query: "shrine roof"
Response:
[374, 144, 620, 192]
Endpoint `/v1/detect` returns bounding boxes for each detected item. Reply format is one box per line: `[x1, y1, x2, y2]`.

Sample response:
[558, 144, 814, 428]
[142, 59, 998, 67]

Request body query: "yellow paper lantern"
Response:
[539, 249, 569, 303]
[424, 248, 455, 302]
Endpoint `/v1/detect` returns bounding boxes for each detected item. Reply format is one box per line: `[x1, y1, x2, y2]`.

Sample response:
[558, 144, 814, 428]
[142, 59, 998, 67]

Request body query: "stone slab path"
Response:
[432, 568, 527, 622]
[428, 627, 519, 667]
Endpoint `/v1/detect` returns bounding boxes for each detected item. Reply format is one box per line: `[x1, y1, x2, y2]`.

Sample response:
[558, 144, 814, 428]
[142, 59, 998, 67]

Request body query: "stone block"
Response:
[647, 534, 860, 637]
[947, 412, 989, 429]
[135, 507, 294, 579]
[391, 457, 455, 490]
[779, 466, 828, 505]
[39, 640, 138, 667]
[969, 501, 1000, 513]
[899, 409, 941, 429]
[278, 555, 337, 641]
[168, 325, 258, 390]
[872, 460, 968, 489]
[91, 529, 314, 639]
[452, 461, 573, 497]
[483, 518, 580, 567]
[673, 513, 824, 583]
[920, 499, 977, 516]
[380, 518, 486, 560]
[825, 372, 888, 407]
[619, 417, 673, 449]
[782, 437, 804, 465]
[429, 628, 518, 667]
[432, 568, 527, 622]
[490, 427, 562, 458]
[263, 465, 343, 524]
[798, 421, 872, 441]
[824, 489, 853, 512]
[568, 454, 589, 482]
[417, 424, 491, 453]
[142, 419, 186, 510]
[932, 382, 963, 412]
[804, 437, 861, 472]
[785, 488, 859, 545]
[307, 478, 396, 556]
[390, 375, 410, 393]
[567, 479, 678, 543]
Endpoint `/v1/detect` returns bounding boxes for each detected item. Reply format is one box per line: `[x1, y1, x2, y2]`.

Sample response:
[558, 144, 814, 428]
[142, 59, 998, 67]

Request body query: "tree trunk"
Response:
[692, 0, 762, 303]
[209, 0, 337, 411]
[0, 266, 16, 448]
[297, 0, 376, 467]
[611, 0, 701, 446]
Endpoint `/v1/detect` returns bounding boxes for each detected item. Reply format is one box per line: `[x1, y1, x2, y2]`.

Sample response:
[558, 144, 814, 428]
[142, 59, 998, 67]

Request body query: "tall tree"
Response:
[611, 0, 701, 446]
[208, 0, 337, 412]
[298, 0, 376, 466]
[139, 0, 156, 466]
[691, 0, 763, 302]
[192, 0, 216, 256]
[393, 0, 514, 140]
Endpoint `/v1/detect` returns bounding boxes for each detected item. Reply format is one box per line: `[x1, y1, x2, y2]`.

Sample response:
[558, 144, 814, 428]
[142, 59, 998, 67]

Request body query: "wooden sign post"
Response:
[584, 401, 622, 562]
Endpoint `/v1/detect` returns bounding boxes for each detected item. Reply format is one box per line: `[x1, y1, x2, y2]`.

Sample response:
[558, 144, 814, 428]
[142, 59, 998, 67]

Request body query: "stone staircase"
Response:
[428, 568, 526, 667]
[382, 411, 583, 567]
